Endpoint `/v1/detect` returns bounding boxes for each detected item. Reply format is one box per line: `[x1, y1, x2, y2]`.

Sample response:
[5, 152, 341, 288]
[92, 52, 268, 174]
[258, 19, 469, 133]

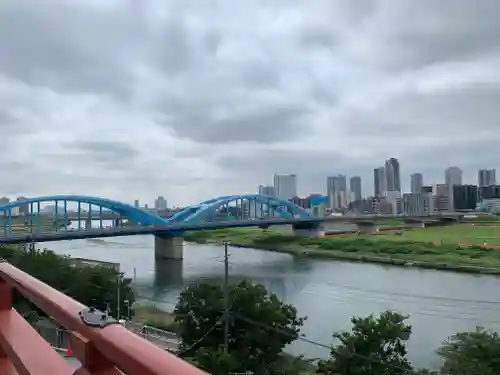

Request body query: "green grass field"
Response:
[368, 224, 500, 246]
[185, 225, 500, 273]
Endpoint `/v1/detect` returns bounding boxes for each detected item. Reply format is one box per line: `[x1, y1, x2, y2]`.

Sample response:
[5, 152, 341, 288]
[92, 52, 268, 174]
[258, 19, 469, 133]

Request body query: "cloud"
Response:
[0, 0, 499, 206]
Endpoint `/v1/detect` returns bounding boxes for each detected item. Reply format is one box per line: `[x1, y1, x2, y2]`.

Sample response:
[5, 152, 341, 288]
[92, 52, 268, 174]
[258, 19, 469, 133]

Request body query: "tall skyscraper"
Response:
[385, 157, 401, 192]
[134, 199, 139, 208]
[410, 173, 423, 193]
[350, 176, 362, 202]
[326, 174, 347, 209]
[327, 174, 347, 210]
[273, 173, 297, 200]
[374, 166, 386, 197]
[478, 169, 496, 187]
[258, 185, 275, 196]
[445, 166, 462, 186]
[154, 196, 168, 210]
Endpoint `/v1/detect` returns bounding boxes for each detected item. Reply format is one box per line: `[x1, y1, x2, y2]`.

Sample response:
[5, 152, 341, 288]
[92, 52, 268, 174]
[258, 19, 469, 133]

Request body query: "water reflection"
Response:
[153, 259, 184, 289]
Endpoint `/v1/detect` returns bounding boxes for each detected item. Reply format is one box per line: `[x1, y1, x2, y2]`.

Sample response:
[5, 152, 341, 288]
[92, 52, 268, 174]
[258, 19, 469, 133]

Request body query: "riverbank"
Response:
[184, 228, 500, 275]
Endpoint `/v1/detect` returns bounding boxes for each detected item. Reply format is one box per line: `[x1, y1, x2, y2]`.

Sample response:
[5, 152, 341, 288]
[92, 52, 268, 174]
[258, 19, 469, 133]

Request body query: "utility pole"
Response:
[223, 240, 230, 354]
[117, 274, 121, 319]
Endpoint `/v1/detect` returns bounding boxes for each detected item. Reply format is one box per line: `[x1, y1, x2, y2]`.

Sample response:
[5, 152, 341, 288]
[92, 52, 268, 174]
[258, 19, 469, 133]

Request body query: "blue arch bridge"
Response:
[0, 195, 463, 259]
[0, 194, 323, 259]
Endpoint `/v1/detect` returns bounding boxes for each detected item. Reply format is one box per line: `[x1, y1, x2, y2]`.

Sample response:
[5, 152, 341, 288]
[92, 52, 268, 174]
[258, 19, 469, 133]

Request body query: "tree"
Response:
[437, 327, 500, 375]
[317, 311, 413, 375]
[0, 245, 134, 320]
[174, 280, 305, 374]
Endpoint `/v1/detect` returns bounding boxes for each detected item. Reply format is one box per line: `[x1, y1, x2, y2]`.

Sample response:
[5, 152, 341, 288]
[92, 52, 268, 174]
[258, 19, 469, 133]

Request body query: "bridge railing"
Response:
[0, 261, 207, 375]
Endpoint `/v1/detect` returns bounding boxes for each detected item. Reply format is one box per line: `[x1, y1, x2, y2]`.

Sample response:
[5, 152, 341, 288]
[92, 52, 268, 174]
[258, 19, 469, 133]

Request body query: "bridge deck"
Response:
[0, 213, 464, 244]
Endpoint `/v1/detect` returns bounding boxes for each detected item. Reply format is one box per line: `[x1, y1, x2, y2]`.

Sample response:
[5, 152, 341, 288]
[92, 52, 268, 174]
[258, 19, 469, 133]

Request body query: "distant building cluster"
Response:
[257, 161, 500, 216]
[0, 196, 30, 216]
[133, 196, 168, 212]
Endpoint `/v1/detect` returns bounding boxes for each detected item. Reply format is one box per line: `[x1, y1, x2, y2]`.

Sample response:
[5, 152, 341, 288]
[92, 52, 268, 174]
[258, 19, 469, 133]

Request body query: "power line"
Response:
[175, 315, 225, 356]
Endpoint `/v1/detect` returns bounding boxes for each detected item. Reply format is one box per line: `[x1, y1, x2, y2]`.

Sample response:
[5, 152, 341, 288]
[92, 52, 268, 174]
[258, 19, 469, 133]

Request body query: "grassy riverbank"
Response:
[133, 305, 177, 331]
[184, 226, 500, 274]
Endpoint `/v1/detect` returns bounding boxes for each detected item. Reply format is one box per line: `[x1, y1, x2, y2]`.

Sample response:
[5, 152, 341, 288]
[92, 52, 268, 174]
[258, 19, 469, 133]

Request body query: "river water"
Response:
[45, 221, 500, 369]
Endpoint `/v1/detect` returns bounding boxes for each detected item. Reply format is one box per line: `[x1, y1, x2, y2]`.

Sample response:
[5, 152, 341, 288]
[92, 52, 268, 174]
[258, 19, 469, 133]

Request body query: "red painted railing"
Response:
[0, 261, 207, 375]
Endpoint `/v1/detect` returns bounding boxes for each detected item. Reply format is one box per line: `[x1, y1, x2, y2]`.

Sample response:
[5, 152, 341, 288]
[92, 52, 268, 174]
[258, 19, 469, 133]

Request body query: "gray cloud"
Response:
[0, 0, 498, 205]
[344, 0, 500, 71]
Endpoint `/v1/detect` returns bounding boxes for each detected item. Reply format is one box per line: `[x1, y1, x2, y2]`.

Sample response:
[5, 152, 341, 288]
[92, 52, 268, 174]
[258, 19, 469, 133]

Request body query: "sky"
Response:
[1, 0, 500, 207]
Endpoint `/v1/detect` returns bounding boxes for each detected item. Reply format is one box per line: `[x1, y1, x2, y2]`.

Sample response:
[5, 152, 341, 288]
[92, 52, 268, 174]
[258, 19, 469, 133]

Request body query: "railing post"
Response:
[0, 278, 12, 310]
[0, 277, 11, 364]
[71, 331, 122, 374]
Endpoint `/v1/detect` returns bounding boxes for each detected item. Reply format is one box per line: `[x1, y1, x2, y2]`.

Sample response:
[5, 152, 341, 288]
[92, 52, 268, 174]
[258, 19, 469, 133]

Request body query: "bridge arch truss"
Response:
[0, 195, 169, 236]
[170, 194, 312, 224]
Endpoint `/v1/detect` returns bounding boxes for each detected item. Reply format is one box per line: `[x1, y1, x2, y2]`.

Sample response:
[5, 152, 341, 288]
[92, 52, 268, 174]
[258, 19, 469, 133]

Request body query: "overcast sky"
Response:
[1, 0, 499, 206]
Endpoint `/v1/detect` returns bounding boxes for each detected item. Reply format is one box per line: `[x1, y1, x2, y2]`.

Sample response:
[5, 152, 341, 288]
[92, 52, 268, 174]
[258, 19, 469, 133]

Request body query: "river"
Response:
[45, 221, 500, 369]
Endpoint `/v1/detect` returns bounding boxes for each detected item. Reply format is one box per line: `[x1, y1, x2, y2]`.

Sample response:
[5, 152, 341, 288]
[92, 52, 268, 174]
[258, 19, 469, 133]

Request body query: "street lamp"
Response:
[116, 273, 124, 319]
[124, 299, 131, 321]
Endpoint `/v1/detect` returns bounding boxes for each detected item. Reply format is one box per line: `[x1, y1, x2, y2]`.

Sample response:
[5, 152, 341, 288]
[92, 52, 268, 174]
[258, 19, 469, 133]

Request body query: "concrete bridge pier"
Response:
[154, 235, 184, 259]
[355, 220, 378, 234]
[293, 223, 324, 237]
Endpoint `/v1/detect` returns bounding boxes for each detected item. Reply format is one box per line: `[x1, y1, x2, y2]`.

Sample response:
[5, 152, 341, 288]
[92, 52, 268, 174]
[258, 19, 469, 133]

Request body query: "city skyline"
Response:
[260, 160, 497, 200]
[0, 1, 499, 207]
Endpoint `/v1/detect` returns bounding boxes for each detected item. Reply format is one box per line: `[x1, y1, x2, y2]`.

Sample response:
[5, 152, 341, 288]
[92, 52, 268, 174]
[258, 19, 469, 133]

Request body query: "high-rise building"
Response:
[478, 169, 496, 187]
[410, 173, 423, 193]
[453, 185, 478, 210]
[327, 174, 347, 210]
[479, 185, 500, 200]
[374, 166, 386, 197]
[445, 166, 462, 186]
[154, 196, 168, 211]
[273, 173, 297, 200]
[422, 185, 433, 194]
[349, 176, 362, 202]
[134, 199, 139, 208]
[258, 185, 275, 196]
[385, 157, 401, 192]
[433, 184, 454, 211]
[402, 193, 433, 215]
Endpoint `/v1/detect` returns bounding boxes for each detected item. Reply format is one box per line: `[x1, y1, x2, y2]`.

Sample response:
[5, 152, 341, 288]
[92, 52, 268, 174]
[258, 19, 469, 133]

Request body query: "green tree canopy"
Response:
[0, 245, 133, 320]
[174, 280, 305, 375]
[317, 311, 414, 375]
[437, 327, 500, 375]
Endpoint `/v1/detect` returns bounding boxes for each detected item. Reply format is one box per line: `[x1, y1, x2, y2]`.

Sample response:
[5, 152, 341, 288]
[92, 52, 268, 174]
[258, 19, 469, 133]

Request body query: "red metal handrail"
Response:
[0, 261, 208, 375]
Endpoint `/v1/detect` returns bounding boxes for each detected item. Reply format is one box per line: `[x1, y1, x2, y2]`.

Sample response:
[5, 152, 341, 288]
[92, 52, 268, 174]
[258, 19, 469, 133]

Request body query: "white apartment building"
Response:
[402, 193, 433, 214]
[273, 174, 297, 200]
[384, 190, 402, 214]
[433, 184, 454, 211]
